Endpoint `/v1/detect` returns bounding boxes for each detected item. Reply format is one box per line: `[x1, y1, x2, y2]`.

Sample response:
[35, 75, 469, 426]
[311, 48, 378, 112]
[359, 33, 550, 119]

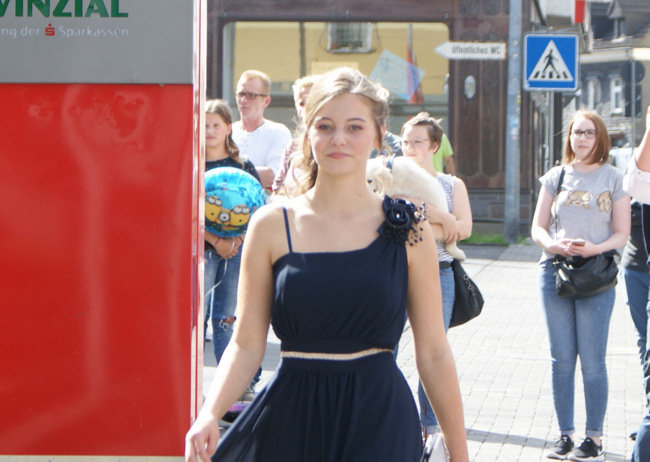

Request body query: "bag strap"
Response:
[554, 167, 566, 239]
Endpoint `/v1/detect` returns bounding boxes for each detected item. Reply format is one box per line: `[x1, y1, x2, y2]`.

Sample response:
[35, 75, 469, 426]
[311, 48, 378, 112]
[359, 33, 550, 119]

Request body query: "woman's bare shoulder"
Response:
[451, 175, 468, 189]
[246, 198, 307, 259]
[247, 202, 287, 234]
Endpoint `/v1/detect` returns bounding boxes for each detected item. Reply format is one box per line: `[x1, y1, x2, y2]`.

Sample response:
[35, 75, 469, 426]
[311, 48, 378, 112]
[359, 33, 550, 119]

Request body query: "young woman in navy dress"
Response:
[186, 68, 469, 462]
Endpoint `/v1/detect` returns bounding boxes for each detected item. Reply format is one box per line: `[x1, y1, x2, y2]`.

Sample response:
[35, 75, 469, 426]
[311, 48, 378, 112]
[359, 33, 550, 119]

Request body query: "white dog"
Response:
[366, 155, 466, 261]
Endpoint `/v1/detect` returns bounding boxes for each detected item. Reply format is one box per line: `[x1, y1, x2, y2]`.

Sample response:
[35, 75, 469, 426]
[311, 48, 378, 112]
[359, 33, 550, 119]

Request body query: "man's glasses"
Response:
[571, 129, 597, 139]
[235, 91, 267, 101]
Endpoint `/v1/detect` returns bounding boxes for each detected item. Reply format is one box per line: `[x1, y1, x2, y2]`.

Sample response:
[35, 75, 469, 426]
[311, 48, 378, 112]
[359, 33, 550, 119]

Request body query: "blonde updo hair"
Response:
[295, 67, 390, 193]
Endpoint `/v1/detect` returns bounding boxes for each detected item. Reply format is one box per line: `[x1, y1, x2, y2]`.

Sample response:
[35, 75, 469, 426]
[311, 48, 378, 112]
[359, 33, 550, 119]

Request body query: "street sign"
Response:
[524, 34, 579, 92]
[434, 41, 506, 60]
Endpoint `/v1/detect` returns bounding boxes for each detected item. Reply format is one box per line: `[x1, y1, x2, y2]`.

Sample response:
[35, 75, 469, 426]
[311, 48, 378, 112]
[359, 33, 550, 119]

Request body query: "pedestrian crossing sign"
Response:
[524, 34, 579, 92]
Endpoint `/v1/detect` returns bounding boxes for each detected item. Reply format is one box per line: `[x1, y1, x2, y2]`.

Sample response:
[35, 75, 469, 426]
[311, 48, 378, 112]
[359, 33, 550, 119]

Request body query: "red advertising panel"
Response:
[0, 1, 204, 459]
[575, 0, 586, 24]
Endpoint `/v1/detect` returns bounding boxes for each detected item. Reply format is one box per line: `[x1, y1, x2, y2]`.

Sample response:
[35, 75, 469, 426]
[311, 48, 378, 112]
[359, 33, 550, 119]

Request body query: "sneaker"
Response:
[568, 438, 603, 461]
[546, 435, 574, 460]
[218, 401, 250, 429]
[238, 385, 255, 402]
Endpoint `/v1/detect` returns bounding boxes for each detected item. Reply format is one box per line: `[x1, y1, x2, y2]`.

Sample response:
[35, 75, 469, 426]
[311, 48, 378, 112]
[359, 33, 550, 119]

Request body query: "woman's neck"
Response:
[309, 174, 378, 216]
[571, 159, 603, 173]
[412, 156, 438, 176]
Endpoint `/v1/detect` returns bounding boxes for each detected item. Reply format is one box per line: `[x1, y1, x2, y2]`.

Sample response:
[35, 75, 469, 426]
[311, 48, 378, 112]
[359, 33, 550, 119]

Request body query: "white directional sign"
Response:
[524, 34, 579, 91]
[434, 41, 506, 60]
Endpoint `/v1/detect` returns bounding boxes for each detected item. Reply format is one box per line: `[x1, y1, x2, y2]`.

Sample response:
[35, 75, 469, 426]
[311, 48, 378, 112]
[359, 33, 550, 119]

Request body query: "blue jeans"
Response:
[623, 268, 650, 368]
[204, 246, 261, 386]
[624, 268, 650, 461]
[204, 247, 219, 334]
[418, 266, 454, 429]
[632, 408, 650, 462]
[633, 411, 650, 462]
[539, 260, 615, 438]
[204, 247, 241, 364]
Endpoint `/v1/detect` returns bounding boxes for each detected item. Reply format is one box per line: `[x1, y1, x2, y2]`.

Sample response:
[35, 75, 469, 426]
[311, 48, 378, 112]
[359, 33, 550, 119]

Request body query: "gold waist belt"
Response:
[280, 347, 392, 361]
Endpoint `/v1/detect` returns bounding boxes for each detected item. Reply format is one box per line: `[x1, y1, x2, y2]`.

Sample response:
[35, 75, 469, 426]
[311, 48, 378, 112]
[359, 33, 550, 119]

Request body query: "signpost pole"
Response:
[504, 0, 522, 244]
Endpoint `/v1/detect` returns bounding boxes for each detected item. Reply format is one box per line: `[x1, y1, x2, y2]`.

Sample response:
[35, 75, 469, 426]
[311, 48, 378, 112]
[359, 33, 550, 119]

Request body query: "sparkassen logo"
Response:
[0, 0, 192, 84]
[0, 0, 128, 18]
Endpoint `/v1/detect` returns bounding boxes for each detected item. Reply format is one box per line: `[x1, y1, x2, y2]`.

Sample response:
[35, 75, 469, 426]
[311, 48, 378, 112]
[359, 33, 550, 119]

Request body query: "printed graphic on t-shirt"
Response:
[597, 191, 612, 213]
[564, 191, 592, 209]
[562, 189, 613, 212]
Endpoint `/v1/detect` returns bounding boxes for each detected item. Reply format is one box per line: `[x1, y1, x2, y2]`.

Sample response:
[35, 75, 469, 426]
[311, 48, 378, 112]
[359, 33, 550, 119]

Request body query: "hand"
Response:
[439, 211, 461, 243]
[549, 238, 572, 257]
[214, 237, 240, 259]
[566, 238, 597, 258]
[185, 414, 221, 462]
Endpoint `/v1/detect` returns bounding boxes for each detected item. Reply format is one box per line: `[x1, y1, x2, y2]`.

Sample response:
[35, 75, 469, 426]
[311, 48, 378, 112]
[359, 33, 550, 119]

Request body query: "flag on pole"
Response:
[407, 25, 424, 104]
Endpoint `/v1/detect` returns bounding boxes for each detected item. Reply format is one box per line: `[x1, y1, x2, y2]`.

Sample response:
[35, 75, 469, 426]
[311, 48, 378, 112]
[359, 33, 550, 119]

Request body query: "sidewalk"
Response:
[203, 241, 646, 461]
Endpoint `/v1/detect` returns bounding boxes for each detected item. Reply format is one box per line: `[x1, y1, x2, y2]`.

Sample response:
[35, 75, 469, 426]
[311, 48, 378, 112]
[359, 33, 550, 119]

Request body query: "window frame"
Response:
[585, 77, 600, 111]
[610, 76, 624, 114]
[326, 22, 373, 53]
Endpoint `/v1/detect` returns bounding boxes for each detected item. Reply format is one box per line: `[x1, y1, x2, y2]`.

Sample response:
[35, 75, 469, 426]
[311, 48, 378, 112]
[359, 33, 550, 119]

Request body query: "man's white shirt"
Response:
[232, 120, 292, 175]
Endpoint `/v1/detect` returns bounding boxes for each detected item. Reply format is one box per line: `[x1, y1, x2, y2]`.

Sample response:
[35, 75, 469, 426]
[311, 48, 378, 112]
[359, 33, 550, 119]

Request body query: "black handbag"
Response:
[553, 251, 618, 299]
[449, 259, 484, 328]
[550, 167, 619, 299]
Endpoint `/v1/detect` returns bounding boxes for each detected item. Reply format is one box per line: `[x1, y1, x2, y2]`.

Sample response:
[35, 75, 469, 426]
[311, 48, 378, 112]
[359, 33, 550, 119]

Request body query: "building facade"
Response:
[207, 0, 604, 236]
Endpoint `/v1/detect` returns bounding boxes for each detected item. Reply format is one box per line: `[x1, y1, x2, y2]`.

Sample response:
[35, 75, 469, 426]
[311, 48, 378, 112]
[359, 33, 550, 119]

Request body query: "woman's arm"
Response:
[450, 177, 472, 241]
[626, 106, 650, 203]
[634, 106, 650, 172]
[531, 186, 571, 257]
[423, 178, 472, 244]
[566, 194, 631, 258]
[425, 205, 460, 243]
[186, 207, 279, 462]
[405, 225, 469, 462]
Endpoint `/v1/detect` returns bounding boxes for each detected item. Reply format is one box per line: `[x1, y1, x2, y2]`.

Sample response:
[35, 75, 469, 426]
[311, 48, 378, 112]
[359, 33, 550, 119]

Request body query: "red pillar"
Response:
[0, 1, 205, 458]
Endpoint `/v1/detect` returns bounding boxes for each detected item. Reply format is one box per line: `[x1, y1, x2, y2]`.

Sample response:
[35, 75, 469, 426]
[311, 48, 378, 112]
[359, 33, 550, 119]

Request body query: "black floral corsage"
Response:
[381, 195, 427, 246]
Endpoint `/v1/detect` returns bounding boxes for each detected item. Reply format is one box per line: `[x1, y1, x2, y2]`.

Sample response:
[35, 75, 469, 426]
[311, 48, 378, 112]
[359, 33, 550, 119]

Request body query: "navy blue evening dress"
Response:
[212, 198, 423, 461]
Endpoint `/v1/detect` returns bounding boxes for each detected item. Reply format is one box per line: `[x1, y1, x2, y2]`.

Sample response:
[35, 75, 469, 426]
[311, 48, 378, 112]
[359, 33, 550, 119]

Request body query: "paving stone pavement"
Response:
[204, 240, 646, 461]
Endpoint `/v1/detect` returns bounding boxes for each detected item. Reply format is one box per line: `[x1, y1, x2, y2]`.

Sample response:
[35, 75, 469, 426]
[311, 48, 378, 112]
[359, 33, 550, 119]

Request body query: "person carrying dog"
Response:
[400, 112, 473, 437]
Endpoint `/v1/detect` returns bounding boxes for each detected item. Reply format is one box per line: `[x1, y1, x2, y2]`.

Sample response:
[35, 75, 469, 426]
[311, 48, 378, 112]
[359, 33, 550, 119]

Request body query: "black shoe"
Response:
[239, 385, 256, 402]
[568, 438, 603, 461]
[546, 435, 574, 460]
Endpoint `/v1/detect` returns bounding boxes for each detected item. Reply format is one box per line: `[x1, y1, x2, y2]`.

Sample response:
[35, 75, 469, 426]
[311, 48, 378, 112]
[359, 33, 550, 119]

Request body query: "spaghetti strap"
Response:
[282, 207, 293, 253]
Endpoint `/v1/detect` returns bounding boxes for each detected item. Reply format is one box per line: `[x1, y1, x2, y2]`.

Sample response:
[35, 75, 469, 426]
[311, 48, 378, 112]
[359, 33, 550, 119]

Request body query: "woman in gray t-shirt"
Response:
[531, 109, 630, 461]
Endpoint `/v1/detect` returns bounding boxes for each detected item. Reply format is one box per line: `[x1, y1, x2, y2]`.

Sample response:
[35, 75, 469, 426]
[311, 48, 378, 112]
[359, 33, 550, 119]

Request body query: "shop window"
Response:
[327, 22, 373, 53]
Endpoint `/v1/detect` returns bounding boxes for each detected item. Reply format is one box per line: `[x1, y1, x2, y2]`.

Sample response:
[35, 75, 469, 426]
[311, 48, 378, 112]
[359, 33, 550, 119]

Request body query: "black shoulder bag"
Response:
[551, 167, 619, 299]
[449, 259, 484, 328]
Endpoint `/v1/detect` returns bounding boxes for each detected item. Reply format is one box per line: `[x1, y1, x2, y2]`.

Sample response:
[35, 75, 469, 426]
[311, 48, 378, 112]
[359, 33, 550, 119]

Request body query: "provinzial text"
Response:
[0, 0, 128, 18]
